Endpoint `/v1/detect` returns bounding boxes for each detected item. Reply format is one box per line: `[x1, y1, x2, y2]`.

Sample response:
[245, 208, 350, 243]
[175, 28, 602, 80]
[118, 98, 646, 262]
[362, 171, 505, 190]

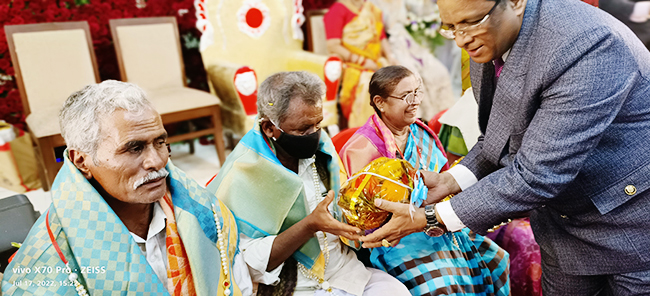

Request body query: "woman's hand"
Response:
[359, 199, 427, 248]
[362, 58, 379, 71]
[420, 171, 461, 206]
[306, 190, 361, 241]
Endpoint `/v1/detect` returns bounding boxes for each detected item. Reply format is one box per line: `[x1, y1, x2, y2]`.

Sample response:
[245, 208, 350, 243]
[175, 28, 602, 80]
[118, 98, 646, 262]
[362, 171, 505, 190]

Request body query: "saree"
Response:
[1, 152, 242, 296]
[205, 125, 345, 279]
[486, 218, 541, 296]
[326, 1, 389, 128]
[339, 114, 510, 296]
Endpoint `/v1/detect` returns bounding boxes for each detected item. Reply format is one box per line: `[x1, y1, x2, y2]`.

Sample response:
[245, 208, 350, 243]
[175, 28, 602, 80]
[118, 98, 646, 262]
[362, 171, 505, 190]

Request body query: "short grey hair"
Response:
[257, 71, 324, 125]
[59, 80, 154, 156]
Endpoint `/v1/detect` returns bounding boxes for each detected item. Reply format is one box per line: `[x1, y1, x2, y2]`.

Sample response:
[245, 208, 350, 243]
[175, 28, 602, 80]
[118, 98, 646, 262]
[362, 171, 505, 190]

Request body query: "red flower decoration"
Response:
[12, 0, 26, 10]
[5, 66, 15, 76]
[0, 58, 10, 71]
[0, 6, 10, 23]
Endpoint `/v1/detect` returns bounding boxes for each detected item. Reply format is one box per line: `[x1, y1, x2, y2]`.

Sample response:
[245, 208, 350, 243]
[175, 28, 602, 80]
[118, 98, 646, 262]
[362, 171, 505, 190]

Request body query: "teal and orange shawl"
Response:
[1, 152, 242, 296]
[206, 125, 344, 274]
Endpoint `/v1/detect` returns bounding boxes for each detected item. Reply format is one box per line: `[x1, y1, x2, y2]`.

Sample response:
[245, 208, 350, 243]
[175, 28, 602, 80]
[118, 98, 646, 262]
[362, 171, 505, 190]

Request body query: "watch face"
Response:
[425, 226, 445, 237]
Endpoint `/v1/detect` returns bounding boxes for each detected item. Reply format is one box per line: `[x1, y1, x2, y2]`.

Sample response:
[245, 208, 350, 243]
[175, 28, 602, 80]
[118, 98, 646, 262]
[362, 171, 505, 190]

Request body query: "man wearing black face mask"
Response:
[206, 71, 411, 296]
[268, 117, 322, 166]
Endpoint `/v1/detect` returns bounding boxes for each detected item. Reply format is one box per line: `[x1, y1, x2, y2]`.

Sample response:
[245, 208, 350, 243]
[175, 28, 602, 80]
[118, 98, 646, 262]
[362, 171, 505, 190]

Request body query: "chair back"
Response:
[305, 9, 329, 55]
[110, 17, 185, 90]
[202, 0, 318, 81]
[428, 109, 448, 135]
[331, 127, 360, 153]
[233, 66, 258, 116]
[0, 194, 40, 273]
[0, 195, 39, 253]
[5, 22, 99, 116]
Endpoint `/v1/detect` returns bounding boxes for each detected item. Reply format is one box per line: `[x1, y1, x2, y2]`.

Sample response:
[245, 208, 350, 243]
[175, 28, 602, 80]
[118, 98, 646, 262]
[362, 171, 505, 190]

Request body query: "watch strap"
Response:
[424, 204, 440, 226]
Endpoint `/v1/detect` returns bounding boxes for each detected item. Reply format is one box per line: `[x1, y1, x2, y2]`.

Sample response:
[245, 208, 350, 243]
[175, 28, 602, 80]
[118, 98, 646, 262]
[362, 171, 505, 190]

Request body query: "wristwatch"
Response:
[424, 204, 446, 237]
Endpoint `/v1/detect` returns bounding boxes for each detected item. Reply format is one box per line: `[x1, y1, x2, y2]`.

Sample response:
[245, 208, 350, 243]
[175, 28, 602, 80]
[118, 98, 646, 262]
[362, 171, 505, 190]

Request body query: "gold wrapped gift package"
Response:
[337, 157, 417, 232]
[0, 124, 41, 193]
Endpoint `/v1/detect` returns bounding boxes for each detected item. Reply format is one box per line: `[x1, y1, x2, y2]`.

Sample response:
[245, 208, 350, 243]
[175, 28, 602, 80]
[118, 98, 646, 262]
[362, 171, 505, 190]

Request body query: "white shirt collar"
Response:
[298, 157, 316, 174]
[501, 49, 511, 62]
[130, 201, 167, 243]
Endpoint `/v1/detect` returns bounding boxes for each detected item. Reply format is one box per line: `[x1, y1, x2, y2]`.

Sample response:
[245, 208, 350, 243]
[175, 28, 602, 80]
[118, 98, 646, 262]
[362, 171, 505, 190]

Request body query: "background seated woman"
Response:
[324, 0, 399, 128]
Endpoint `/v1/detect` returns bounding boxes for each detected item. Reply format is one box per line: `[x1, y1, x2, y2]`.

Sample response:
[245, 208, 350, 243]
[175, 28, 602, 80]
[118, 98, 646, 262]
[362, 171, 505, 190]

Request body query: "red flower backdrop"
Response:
[0, 0, 208, 131]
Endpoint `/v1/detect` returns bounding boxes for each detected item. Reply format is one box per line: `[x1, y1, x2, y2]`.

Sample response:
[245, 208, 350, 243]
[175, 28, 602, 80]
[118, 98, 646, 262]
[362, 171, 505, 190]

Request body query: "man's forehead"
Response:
[282, 97, 322, 126]
[101, 108, 166, 141]
[439, 0, 496, 23]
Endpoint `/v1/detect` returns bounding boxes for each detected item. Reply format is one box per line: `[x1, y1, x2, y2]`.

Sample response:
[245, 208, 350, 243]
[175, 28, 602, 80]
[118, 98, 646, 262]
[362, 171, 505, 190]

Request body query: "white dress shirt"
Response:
[130, 201, 253, 295]
[129, 202, 170, 291]
[239, 157, 371, 296]
[437, 51, 510, 232]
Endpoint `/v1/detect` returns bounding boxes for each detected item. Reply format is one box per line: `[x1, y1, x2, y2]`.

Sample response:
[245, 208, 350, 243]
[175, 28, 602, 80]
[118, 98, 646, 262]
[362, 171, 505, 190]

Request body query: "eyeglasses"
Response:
[388, 88, 423, 105]
[439, 0, 500, 40]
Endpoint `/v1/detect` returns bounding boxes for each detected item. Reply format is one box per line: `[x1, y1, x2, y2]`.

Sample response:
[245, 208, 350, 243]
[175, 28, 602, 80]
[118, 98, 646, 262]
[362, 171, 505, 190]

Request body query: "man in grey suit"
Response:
[360, 0, 650, 294]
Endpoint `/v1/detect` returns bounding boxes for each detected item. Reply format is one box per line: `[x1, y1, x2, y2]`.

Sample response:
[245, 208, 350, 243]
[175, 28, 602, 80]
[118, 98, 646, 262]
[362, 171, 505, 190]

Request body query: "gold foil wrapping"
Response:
[338, 157, 417, 231]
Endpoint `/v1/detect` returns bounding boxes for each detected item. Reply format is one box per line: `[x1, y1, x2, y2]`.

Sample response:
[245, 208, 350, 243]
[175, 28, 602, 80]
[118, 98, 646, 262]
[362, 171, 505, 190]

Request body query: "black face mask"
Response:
[272, 126, 321, 159]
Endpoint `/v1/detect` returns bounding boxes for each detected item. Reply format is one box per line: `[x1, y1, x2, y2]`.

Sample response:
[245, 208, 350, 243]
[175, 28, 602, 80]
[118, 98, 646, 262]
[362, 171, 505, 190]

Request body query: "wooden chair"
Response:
[305, 9, 341, 130]
[428, 109, 449, 135]
[109, 16, 226, 164]
[305, 9, 329, 55]
[5, 21, 100, 191]
[207, 64, 259, 137]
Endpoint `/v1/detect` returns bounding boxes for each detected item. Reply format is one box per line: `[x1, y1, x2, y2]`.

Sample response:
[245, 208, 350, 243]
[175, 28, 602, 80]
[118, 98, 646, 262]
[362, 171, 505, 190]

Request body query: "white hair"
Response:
[257, 71, 324, 125]
[59, 80, 154, 156]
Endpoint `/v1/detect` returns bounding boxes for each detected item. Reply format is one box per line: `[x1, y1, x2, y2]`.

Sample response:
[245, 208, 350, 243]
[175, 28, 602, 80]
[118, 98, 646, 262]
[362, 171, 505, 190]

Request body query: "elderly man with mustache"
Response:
[1, 81, 252, 296]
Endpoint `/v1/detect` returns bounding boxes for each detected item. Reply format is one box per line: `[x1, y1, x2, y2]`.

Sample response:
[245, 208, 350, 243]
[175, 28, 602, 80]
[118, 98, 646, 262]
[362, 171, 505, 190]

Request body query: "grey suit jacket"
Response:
[450, 0, 650, 275]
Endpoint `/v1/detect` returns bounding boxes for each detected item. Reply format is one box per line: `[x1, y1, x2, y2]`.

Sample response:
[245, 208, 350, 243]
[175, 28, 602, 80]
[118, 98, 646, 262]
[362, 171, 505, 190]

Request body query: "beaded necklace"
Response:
[212, 203, 233, 296]
[296, 156, 335, 293]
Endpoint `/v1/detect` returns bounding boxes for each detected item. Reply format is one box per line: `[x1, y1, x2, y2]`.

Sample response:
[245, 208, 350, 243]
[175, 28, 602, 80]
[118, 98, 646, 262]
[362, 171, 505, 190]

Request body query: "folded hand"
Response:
[308, 190, 361, 241]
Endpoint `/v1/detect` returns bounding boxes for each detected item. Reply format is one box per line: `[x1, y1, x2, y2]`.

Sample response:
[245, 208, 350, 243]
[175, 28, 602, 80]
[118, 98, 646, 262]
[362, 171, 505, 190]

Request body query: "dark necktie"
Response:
[478, 57, 505, 134]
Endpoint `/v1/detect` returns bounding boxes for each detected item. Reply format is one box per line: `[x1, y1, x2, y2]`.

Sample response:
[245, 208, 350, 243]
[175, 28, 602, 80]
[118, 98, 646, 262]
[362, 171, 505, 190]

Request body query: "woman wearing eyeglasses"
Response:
[338, 66, 510, 296]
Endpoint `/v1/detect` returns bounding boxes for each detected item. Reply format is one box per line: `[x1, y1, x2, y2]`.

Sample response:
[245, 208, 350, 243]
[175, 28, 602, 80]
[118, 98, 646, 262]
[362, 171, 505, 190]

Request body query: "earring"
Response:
[380, 108, 385, 112]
